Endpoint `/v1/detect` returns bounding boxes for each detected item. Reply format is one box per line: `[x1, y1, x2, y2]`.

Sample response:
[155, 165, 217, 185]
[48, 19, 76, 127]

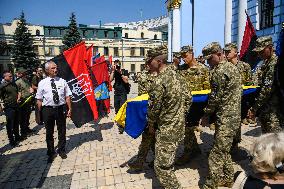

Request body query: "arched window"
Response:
[141, 32, 144, 39]
[154, 34, 157, 40]
[36, 29, 40, 36]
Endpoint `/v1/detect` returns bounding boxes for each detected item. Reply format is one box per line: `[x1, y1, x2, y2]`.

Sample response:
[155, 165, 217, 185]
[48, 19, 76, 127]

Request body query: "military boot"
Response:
[242, 118, 249, 125]
[209, 123, 215, 130]
[175, 147, 201, 165]
[128, 161, 143, 171]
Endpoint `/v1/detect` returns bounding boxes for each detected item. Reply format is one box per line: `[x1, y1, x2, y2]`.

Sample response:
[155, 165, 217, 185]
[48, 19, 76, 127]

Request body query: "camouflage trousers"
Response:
[136, 129, 156, 163]
[258, 110, 284, 134]
[232, 124, 241, 149]
[154, 133, 182, 189]
[183, 126, 199, 154]
[203, 118, 239, 189]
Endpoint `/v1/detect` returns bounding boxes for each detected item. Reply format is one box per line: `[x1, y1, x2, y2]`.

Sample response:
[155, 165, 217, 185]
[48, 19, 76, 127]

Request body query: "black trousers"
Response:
[18, 101, 32, 136]
[42, 105, 66, 156]
[114, 93, 127, 114]
[4, 107, 20, 143]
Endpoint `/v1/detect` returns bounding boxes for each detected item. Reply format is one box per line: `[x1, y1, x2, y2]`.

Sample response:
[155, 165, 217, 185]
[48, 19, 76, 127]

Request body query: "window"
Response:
[104, 31, 108, 38]
[140, 47, 145, 56]
[114, 47, 119, 57]
[83, 30, 87, 37]
[140, 64, 145, 71]
[141, 32, 144, 39]
[130, 47, 135, 56]
[259, 0, 274, 29]
[46, 46, 54, 56]
[114, 31, 118, 38]
[93, 46, 98, 54]
[154, 34, 158, 40]
[34, 45, 39, 54]
[104, 47, 109, 56]
[36, 29, 40, 36]
[125, 33, 128, 38]
[48, 29, 52, 35]
[131, 64, 135, 72]
[59, 29, 64, 35]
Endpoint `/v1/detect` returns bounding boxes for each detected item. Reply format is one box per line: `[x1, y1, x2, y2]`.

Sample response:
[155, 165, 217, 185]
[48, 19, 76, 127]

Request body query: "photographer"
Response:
[110, 60, 129, 133]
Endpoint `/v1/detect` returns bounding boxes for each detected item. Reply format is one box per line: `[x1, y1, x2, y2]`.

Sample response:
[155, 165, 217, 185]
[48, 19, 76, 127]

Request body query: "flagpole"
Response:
[191, 0, 194, 47]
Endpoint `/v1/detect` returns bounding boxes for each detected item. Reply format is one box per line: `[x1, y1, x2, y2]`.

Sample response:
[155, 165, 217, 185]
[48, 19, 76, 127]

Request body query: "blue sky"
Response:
[0, 0, 225, 54]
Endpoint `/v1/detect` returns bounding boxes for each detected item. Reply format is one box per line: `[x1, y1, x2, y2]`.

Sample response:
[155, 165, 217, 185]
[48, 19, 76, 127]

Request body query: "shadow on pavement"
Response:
[243, 126, 262, 137]
[65, 122, 114, 154]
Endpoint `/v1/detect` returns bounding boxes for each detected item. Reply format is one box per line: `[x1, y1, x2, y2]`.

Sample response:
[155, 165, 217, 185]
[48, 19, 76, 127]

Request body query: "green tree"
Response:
[11, 12, 39, 70]
[62, 12, 82, 51]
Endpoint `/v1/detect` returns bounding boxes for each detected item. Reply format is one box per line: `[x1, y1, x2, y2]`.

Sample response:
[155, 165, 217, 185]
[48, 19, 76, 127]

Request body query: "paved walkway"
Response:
[0, 81, 262, 189]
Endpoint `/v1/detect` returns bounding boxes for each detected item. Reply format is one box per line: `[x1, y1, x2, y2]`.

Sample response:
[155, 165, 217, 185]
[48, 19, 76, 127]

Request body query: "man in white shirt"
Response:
[36, 61, 72, 163]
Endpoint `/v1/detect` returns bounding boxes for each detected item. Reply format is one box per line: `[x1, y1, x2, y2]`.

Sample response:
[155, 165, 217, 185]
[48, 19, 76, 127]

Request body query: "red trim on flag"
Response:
[63, 42, 98, 120]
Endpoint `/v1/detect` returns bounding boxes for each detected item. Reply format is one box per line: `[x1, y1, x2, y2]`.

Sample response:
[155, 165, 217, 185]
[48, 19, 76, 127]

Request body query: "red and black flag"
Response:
[91, 60, 111, 117]
[240, 12, 259, 69]
[52, 42, 98, 127]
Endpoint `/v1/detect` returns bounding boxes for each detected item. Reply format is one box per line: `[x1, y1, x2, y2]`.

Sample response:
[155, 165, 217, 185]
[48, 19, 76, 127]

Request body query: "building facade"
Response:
[225, 0, 284, 47]
[0, 17, 167, 74]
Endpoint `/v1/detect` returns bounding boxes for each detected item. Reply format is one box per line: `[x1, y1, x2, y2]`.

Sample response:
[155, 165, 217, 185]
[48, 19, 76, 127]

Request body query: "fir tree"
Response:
[11, 12, 39, 70]
[62, 12, 82, 51]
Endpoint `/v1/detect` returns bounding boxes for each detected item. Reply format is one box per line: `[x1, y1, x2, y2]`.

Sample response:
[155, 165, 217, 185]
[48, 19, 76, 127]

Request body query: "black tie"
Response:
[51, 78, 59, 104]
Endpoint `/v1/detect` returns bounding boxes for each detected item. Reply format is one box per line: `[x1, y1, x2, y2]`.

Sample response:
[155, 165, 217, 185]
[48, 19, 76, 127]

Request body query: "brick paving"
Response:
[0, 81, 262, 189]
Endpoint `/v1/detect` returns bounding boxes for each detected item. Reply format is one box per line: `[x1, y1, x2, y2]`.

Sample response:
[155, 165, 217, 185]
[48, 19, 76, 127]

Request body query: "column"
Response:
[238, 0, 247, 49]
[172, 7, 181, 53]
[225, 0, 232, 44]
[167, 11, 173, 62]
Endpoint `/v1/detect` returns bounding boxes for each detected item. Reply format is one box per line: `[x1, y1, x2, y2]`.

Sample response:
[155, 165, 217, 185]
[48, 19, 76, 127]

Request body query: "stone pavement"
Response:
[0, 81, 262, 189]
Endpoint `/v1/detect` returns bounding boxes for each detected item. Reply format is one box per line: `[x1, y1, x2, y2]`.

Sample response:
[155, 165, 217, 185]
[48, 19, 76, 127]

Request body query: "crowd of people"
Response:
[128, 36, 283, 189]
[0, 67, 44, 146]
[0, 35, 283, 189]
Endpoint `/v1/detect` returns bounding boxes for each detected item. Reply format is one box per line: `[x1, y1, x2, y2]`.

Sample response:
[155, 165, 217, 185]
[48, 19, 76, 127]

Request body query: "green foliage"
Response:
[11, 12, 39, 70]
[62, 12, 82, 51]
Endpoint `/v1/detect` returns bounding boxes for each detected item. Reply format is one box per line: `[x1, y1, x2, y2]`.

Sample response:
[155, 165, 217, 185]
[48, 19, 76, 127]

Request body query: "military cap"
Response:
[145, 45, 168, 63]
[173, 52, 181, 59]
[202, 42, 222, 60]
[253, 36, 273, 52]
[16, 67, 27, 73]
[180, 45, 193, 54]
[223, 42, 238, 51]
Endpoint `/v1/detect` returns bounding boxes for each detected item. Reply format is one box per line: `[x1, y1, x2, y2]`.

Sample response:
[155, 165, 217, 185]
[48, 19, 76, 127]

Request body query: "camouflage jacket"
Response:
[15, 78, 31, 99]
[137, 70, 155, 95]
[204, 60, 242, 118]
[147, 65, 191, 142]
[179, 62, 210, 91]
[252, 54, 280, 113]
[236, 60, 253, 85]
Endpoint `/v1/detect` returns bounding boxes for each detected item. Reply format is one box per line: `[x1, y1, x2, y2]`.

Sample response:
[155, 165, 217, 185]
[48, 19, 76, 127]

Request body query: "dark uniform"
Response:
[202, 42, 242, 189]
[0, 80, 20, 145]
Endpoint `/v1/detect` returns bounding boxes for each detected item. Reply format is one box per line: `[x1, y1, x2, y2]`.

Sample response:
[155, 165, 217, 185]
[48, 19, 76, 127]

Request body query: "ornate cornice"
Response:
[167, 0, 182, 11]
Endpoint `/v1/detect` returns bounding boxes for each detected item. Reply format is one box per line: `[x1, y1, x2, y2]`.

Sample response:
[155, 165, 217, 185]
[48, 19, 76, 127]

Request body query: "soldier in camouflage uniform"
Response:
[224, 43, 253, 150]
[175, 45, 210, 165]
[251, 36, 284, 133]
[128, 52, 157, 171]
[201, 42, 242, 189]
[147, 45, 191, 189]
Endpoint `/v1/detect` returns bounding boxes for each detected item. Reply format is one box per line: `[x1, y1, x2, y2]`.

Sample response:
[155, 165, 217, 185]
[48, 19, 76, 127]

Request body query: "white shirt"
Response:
[36, 76, 72, 106]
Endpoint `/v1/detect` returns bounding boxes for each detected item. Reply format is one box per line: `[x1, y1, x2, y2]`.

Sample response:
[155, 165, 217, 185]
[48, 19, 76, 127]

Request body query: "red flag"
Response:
[109, 55, 113, 65]
[240, 12, 259, 68]
[85, 45, 93, 67]
[91, 61, 111, 116]
[53, 42, 98, 127]
[95, 55, 105, 64]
